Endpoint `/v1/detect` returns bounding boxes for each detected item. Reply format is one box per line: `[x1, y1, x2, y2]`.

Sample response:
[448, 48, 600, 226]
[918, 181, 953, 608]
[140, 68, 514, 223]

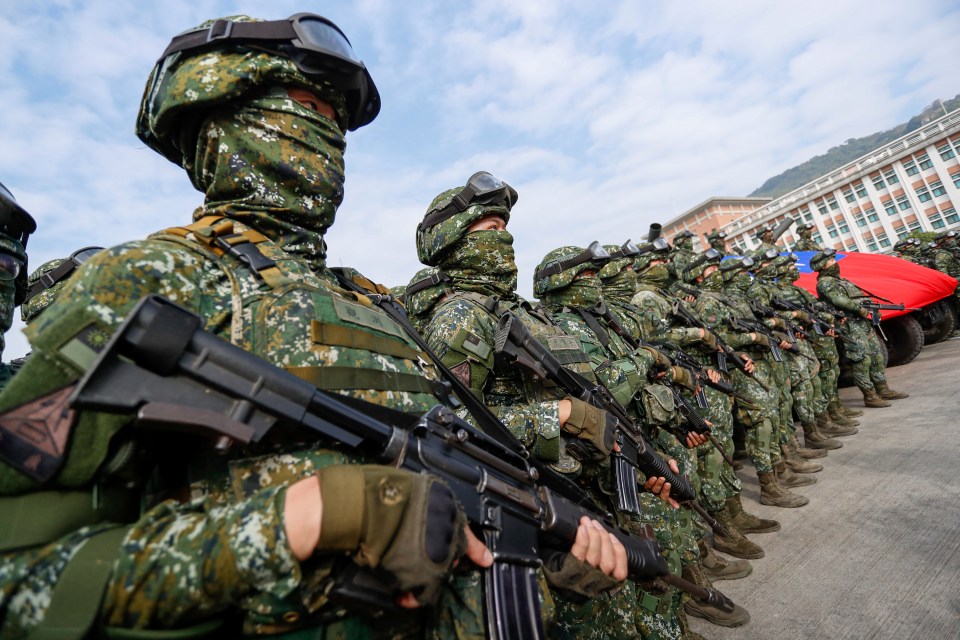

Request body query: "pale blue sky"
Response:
[2, 0, 959, 357]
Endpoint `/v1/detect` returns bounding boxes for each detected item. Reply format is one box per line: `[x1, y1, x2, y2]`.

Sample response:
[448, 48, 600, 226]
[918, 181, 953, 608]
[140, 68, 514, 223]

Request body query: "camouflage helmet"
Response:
[684, 248, 722, 281]
[809, 248, 838, 271]
[755, 225, 774, 241]
[21, 247, 104, 323]
[534, 243, 610, 297]
[416, 172, 517, 266]
[719, 255, 754, 275]
[598, 240, 640, 280]
[797, 222, 814, 237]
[634, 237, 671, 271]
[0, 181, 37, 305]
[136, 14, 379, 168]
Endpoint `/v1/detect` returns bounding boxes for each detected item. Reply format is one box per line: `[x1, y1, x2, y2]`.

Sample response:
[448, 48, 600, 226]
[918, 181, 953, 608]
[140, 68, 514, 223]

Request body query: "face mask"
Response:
[442, 229, 518, 295]
[700, 269, 725, 290]
[602, 267, 637, 301]
[638, 263, 670, 287]
[550, 273, 603, 308]
[727, 272, 752, 292]
[786, 267, 800, 281]
[190, 91, 346, 270]
[820, 263, 840, 278]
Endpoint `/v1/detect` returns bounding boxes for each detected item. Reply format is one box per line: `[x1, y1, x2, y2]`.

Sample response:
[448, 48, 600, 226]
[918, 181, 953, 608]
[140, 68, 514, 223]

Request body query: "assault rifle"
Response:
[668, 298, 769, 391]
[860, 301, 920, 326]
[771, 296, 855, 343]
[493, 311, 730, 537]
[63, 296, 732, 640]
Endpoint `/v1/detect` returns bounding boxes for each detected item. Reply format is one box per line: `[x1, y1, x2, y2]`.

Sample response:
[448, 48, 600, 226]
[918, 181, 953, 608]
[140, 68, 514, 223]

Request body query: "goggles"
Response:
[719, 255, 755, 273]
[24, 246, 103, 302]
[683, 248, 722, 277]
[759, 248, 779, 262]
[538, 241, 611, 278]
[421, 171, 518, 229]
[0, 181, 37, 248]
[158, 13, 380, 130]
[609, 239, 640, 260]
[0, 253, 23, 282]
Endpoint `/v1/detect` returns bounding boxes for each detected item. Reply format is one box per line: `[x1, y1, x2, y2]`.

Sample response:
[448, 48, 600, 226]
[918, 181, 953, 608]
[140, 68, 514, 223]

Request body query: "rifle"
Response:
[860, 301, 920, 326]
[771, 295, 854, 343]
[669, 299, 770, 392]
[728, 316, 785, 362]
[493, 311, 731, 538]
[64, 295, 732, 640]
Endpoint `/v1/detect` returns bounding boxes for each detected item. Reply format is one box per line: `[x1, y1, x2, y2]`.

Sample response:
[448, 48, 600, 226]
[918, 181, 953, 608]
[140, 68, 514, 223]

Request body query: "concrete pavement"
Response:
[688, 336, 960, 640]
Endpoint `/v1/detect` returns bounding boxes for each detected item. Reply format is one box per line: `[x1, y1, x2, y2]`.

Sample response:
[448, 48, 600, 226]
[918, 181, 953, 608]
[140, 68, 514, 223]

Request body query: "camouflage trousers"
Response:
[812, 336, 840, 410]
[655, 431, 705, 562]
[693, 386, 741, 512]
[771, 358, 793, 449]
[732, 355, 778, 474]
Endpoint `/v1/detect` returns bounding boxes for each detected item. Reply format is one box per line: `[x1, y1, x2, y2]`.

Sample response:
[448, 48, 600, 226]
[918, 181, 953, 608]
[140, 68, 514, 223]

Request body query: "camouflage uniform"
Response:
[0, 183, 35, 391]
[537, 246, 685, 640]
[0, 22, 476, 639]
[792, 224, 821, 252]
[667, 233, 695, 286]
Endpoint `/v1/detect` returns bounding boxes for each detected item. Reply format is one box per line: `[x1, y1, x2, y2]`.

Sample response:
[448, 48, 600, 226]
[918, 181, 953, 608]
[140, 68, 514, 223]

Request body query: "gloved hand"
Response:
[751, 332, 771, 347]
[562, 397, 617, 460]
[666, 366, 697, 391]
[640, 345, 672, 369]
[700, 330, 718, 350]
[315, 465, 468, 605]
[542, 517, 632, 600]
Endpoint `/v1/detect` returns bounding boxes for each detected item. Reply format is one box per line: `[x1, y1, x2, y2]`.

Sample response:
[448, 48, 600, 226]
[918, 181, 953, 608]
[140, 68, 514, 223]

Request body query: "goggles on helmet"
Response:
[609, 239, 640, 260]
[683, 248, 721, 278]
[0, 182, 37, 248]
[421, 171, 518, 229]
[538, 241, 611, 278]
[675, 230, 694, 239]
[0, 253, 23, 282]
[156, 13, 380, 130]
[24, 246, 103, 302]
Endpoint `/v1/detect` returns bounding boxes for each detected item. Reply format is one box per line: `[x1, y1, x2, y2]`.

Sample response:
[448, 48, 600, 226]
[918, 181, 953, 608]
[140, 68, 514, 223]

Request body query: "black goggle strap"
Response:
[609, 239, 640, 260]
[404, 270, 452, 298]
[25, 246, 103, 302]
[538, 241, 611, 278]
[683, 248, 721, 278]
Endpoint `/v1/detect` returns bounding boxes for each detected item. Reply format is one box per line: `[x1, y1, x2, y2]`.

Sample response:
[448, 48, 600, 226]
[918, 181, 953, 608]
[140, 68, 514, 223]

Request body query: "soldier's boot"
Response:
[816, 411, 858, 437]
[827, 401, 860, 426]
[862, 389, 892, 408]
[698, 537, 753, 580]
[682, 562, 751, 627]
[677, 606, 708, 640]
[710, 508, 765, 559]
[781, 442, 823, 473]
[732, 459, 744, 471]
[774, 459, 817, 488]
[727, 494, 780, 533]
[790, 434, 827, 459]
[758, 471, 809, 508]
[801, 420, 842, 450]
[875, 381, 909, 400]
[840, 404, 865, 417]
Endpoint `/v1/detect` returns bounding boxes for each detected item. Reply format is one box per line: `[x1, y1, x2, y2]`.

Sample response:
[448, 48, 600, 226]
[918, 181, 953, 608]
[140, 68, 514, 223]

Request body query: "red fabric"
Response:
[794, 252, 958, 319]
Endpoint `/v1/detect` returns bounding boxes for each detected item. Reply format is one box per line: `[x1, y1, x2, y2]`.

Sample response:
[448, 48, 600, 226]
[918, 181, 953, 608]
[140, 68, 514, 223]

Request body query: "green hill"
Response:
[750, 95, 960, 199]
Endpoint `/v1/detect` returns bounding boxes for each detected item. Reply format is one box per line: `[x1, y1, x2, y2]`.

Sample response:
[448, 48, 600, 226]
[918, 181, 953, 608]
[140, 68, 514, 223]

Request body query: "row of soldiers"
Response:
[0, 11, 912, 640]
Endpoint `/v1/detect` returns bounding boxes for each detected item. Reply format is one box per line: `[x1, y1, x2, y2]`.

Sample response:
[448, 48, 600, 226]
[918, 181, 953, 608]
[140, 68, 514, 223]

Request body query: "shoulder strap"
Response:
[576, 307, 611, 349]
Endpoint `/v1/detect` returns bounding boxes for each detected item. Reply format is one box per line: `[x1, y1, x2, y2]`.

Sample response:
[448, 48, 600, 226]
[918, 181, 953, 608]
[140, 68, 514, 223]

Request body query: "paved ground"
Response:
[688, 336, 960, 640]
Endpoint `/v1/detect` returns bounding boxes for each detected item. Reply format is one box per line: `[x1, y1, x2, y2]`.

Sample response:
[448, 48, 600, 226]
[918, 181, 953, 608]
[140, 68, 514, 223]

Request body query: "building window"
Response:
[903, 160, 919, 176]
[940, 144, 956, 161]
[895, 226, 909, 239]
[872, 175, 886, 190]
[817, 202, 828, 215]
[929, 212, 946, 229]
[866, 208, 879, 222]
[885, 201, 897, 215]
[827, 197, 839, 210]
[803, 211, 814, 222]
[838, 221, 850, 233]
[918, 154, 933, 171]
[843, 188, 855, 203]
[931, 180, 946, 197]
[855, 182, 868, 198]
[908, 220, 922, 232]
[867, 240, 879, 251]
[883, 168, 900, 185]
[953, 172, 960, 189]
[827, 225, 839, 238]
[896, 195, 911, 211]
[854, 214, 867, 227]
[812, 234, 823, 244]
[945, 208, 960, 225]
[917, 186, 932, 202]
[846, 242, 858, 251]
[877, 233, 891, 248]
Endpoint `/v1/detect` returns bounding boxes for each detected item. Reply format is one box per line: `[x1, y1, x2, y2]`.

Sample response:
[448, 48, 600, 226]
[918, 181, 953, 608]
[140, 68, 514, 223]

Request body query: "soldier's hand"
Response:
[543, 517, 628, 598]
[779, 339, 793, 349]
[643, 458, 681, 508]
[561, 397, 617, 460]
[705, 368, 722, 384]
[685, 431, 709, 449]
[740, 354, 756, 373]
[310, 465, 472, 607]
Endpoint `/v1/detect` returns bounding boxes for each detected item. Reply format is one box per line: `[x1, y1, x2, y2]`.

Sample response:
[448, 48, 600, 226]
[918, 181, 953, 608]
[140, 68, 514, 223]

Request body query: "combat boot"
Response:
[840, 404, 864, 417]
[790, 434, 827, 459]
[875, 381, 909, 399]
[758, 471, 809, 508]
[710, 508, 765, 559]
[698, 537, 752, 580]
[774, 459, 816, 487]
[801, 421, 842, 450]
[816, 412, 858, 437]
[781, 442, 823, 473]
[677, 605, 708, 640]
[727, 494, 780, 533]
[862, 389, 892, 408]
[682, 562, 751, 627]
[828, 403, 860, 427]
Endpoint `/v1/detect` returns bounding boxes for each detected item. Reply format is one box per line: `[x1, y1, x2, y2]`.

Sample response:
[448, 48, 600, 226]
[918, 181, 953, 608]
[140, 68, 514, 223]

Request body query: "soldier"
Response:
[0, 14, 512, 638]
[703, 229, 727, 254]
[931, 234, 960, 280]
[812, 249, 909, 408]
[20, 248, 105, 325]
[669, 230, 696, 285]
[753, 226, 778, 255]
[793, 223, 821, 252]
[0, 182, 36, 390]
[403, 266, 453, 334]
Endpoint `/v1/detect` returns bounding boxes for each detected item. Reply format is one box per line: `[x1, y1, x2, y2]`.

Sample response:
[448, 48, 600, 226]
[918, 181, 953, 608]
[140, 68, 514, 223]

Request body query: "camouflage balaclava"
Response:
[697, 264, 725, 291]
[535, 246, 604, 308]
[811, 250, 840, 278]
[598, 244, 637, 303]
[720, 258, 753, 293]
[137, 17, 357, 273]
[0, 235, 26, 358]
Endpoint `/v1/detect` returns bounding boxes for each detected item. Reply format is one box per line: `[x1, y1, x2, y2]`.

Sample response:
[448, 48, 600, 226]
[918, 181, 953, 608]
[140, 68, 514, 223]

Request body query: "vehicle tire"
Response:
[881, 315, 924, 366]
[922, 307, 956, 345]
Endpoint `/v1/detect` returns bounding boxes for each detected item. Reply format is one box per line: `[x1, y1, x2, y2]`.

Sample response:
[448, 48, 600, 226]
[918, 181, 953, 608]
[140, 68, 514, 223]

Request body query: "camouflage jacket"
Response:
[792, 238, 821, 252]
[630, 285, 704, 348]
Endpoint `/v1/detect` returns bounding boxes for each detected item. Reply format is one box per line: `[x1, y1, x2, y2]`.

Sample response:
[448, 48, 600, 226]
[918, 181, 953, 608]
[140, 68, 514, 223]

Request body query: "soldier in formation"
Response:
[792, 223, 821, 252]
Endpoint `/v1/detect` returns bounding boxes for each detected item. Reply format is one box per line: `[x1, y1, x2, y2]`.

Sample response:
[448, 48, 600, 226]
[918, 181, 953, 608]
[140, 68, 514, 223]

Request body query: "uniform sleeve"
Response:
[816, 278, 862, 314]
